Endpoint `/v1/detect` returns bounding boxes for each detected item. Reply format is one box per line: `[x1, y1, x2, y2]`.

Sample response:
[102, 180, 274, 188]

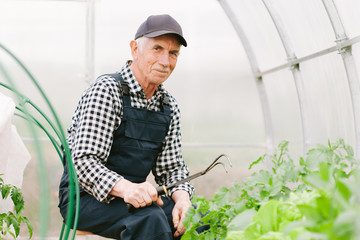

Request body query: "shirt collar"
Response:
[120, 61, 166, 99]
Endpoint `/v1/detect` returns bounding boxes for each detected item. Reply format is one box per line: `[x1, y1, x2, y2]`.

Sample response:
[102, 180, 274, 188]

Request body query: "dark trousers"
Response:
[59, 194, 179, 240]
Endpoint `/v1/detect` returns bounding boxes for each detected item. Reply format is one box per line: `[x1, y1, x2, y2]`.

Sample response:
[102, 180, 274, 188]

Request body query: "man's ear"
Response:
[130, 40, 138, 59]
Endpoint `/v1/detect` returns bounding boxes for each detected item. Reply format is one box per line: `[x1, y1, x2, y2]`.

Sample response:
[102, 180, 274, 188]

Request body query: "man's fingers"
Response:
[174, 222, 186, 237]
[142, 194, 153, 206]
[172, 196, 191, 237]
[146, 184, 158, 199]
[172, 207, 180, 228]
[138, 199, 147, 207]
[127, 198, 140, 208]
[156, 196, 164, 206]
[123, 182, 163, 209]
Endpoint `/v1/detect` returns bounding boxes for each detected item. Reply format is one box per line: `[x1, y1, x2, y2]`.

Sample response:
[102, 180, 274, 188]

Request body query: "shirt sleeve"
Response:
[69, 76, 123, 203]
[152, 97, 195, 199]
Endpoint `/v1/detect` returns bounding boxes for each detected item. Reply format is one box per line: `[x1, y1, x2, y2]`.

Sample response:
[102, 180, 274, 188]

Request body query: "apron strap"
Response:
[106, 72, 131, 107]
[106, 72, 170, 113]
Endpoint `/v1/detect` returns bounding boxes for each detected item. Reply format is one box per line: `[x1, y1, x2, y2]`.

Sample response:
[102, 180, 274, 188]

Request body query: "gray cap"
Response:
[135, 14, 187, 47]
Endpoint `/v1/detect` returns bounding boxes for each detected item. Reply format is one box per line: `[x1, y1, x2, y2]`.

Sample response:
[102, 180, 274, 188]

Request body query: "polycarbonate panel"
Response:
[262, 69, 303, 156]
[354, 43, 360, 80]
[301, 52, 356, 148]
[333, 0, 360, 38]
[353, 43, 360, 125]
[224, 0, 287, 71]
[267, 0, 335, 58]
[0, 1, 87, 129]
[94, 0, 266, 147]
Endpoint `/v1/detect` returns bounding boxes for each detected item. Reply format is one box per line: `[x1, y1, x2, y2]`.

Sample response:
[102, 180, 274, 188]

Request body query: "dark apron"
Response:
[106, 73, 171, 183]
[58, 73, 176, 240]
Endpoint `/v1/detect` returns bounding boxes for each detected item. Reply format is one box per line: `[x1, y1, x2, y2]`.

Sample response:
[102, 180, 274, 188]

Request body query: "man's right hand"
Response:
[110, 178, 163, 208]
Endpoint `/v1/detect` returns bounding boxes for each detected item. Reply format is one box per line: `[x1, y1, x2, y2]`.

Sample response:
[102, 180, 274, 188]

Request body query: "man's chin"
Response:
[150, 75, 170, 85]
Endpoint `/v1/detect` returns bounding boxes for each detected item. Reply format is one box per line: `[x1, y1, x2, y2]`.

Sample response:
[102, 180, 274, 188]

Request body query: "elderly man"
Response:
[59, 14, 194, 240]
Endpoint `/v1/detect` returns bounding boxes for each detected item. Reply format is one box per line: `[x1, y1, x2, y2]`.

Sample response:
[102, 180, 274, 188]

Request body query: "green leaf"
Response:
[214, 186, 232, 203]
[10, 215, 20, 237]
[22, 217, 34, 239]
[305, 148, 332, 171]
[0, 176, 32, 240]
[282, 219, 309, 236]
[245, 170, 272, 187]
[228, 209, 257, 231]
[303, 173, 328, 190]
[225, 231, 245, 240]
[295, 232, 328, 240]
[1, 184, 11, 199]
[268, 179, 283, 197]
[335, 178, 352, 201]
[251, 200, 279, 233]
[333, 210, 357, 237]
[319, 162, 330, 182]
[314, 195, 333, 220]
[184, 200, 204, 229]
[11, 187, 24, 214]
[258, 231, 289, 240]
[249, 156, 265, 170]
[296, 204, 322, 222]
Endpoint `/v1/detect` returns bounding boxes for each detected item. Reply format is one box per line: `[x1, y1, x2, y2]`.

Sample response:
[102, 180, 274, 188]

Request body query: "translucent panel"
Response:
[334, 0, 360, 38]
[224, 0, 287, 71]
[354, 43, 360, 80]
[0, 1, 87, 130]
[268, 0, 336, 58]
[1, 0, 266, 237]
[95, 0, 265, 145]
[301, 52, 356, 147]
[262, 69, 303, 156]
[94, 0, 247, 74]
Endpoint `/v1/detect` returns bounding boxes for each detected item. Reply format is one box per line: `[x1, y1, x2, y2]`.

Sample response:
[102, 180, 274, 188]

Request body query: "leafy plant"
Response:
[183, 139, 360, 240]
[0, 174, 33, 239]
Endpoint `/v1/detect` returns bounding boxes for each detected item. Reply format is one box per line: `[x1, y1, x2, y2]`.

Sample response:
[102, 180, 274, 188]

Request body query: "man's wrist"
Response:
[109, 177, 126, 198]
[171, 190, 190, 203]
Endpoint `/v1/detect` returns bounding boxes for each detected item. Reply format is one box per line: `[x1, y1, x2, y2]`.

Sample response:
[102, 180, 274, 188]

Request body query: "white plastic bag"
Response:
[0, 92, 30, 212]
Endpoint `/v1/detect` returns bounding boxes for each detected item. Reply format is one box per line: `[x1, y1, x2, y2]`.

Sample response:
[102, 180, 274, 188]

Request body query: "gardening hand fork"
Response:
[127, 154, 232, 212]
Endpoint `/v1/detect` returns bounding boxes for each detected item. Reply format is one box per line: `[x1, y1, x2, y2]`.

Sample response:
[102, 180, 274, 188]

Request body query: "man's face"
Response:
[131, 34, 181, 87]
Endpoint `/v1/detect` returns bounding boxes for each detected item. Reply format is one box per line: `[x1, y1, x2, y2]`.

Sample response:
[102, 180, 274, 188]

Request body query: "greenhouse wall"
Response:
[1, 0, 360, 238]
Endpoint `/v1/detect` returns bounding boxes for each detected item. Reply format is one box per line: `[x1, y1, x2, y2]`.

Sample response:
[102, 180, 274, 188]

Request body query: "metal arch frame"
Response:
[322, 0, 360, 156]
[261, 0, 311, 155]
[217, 0, 275, 156]
[85, 0, 96, 86]
[218, 0, 360, 157]
[256, 36, 360, 77]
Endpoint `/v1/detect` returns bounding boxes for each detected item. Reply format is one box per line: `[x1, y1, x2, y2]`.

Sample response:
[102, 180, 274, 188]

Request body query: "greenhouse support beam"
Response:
[218, 0, 275, 163]
[22, 137, 267, 149]
[322, 0, 360, 157]
[262, 0, 311, 155]
[85, 0, 95, 86]
[256, 35, 360, 78]
[34, 0, 88, 2]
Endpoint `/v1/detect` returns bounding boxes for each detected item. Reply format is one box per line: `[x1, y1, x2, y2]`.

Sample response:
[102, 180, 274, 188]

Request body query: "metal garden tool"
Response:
[127, 154, 232, 212]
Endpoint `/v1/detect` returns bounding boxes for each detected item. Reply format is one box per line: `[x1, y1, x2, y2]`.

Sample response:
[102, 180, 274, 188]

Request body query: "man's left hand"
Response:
[171, 190, 191, 238]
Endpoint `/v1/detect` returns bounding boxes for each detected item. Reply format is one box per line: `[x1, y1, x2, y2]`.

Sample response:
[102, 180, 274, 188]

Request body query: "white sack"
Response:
[0, 92, 31, 212]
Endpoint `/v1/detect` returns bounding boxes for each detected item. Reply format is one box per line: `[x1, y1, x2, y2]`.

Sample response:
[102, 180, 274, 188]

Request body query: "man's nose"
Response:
[158, 53, 170, 67]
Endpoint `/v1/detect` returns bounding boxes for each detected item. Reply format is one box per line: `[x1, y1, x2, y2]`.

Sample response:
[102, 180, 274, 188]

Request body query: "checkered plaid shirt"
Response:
[67, 61, 194, 203]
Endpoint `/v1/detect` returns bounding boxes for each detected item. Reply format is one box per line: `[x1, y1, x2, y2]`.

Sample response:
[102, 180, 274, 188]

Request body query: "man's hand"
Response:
[110, 178, 163, 208]
[171, 190, 191, 238]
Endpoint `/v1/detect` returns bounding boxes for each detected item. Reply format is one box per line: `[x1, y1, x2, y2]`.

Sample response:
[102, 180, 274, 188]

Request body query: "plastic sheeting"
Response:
[0, 92, 30, 212]
[220, 0, 360, 155]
